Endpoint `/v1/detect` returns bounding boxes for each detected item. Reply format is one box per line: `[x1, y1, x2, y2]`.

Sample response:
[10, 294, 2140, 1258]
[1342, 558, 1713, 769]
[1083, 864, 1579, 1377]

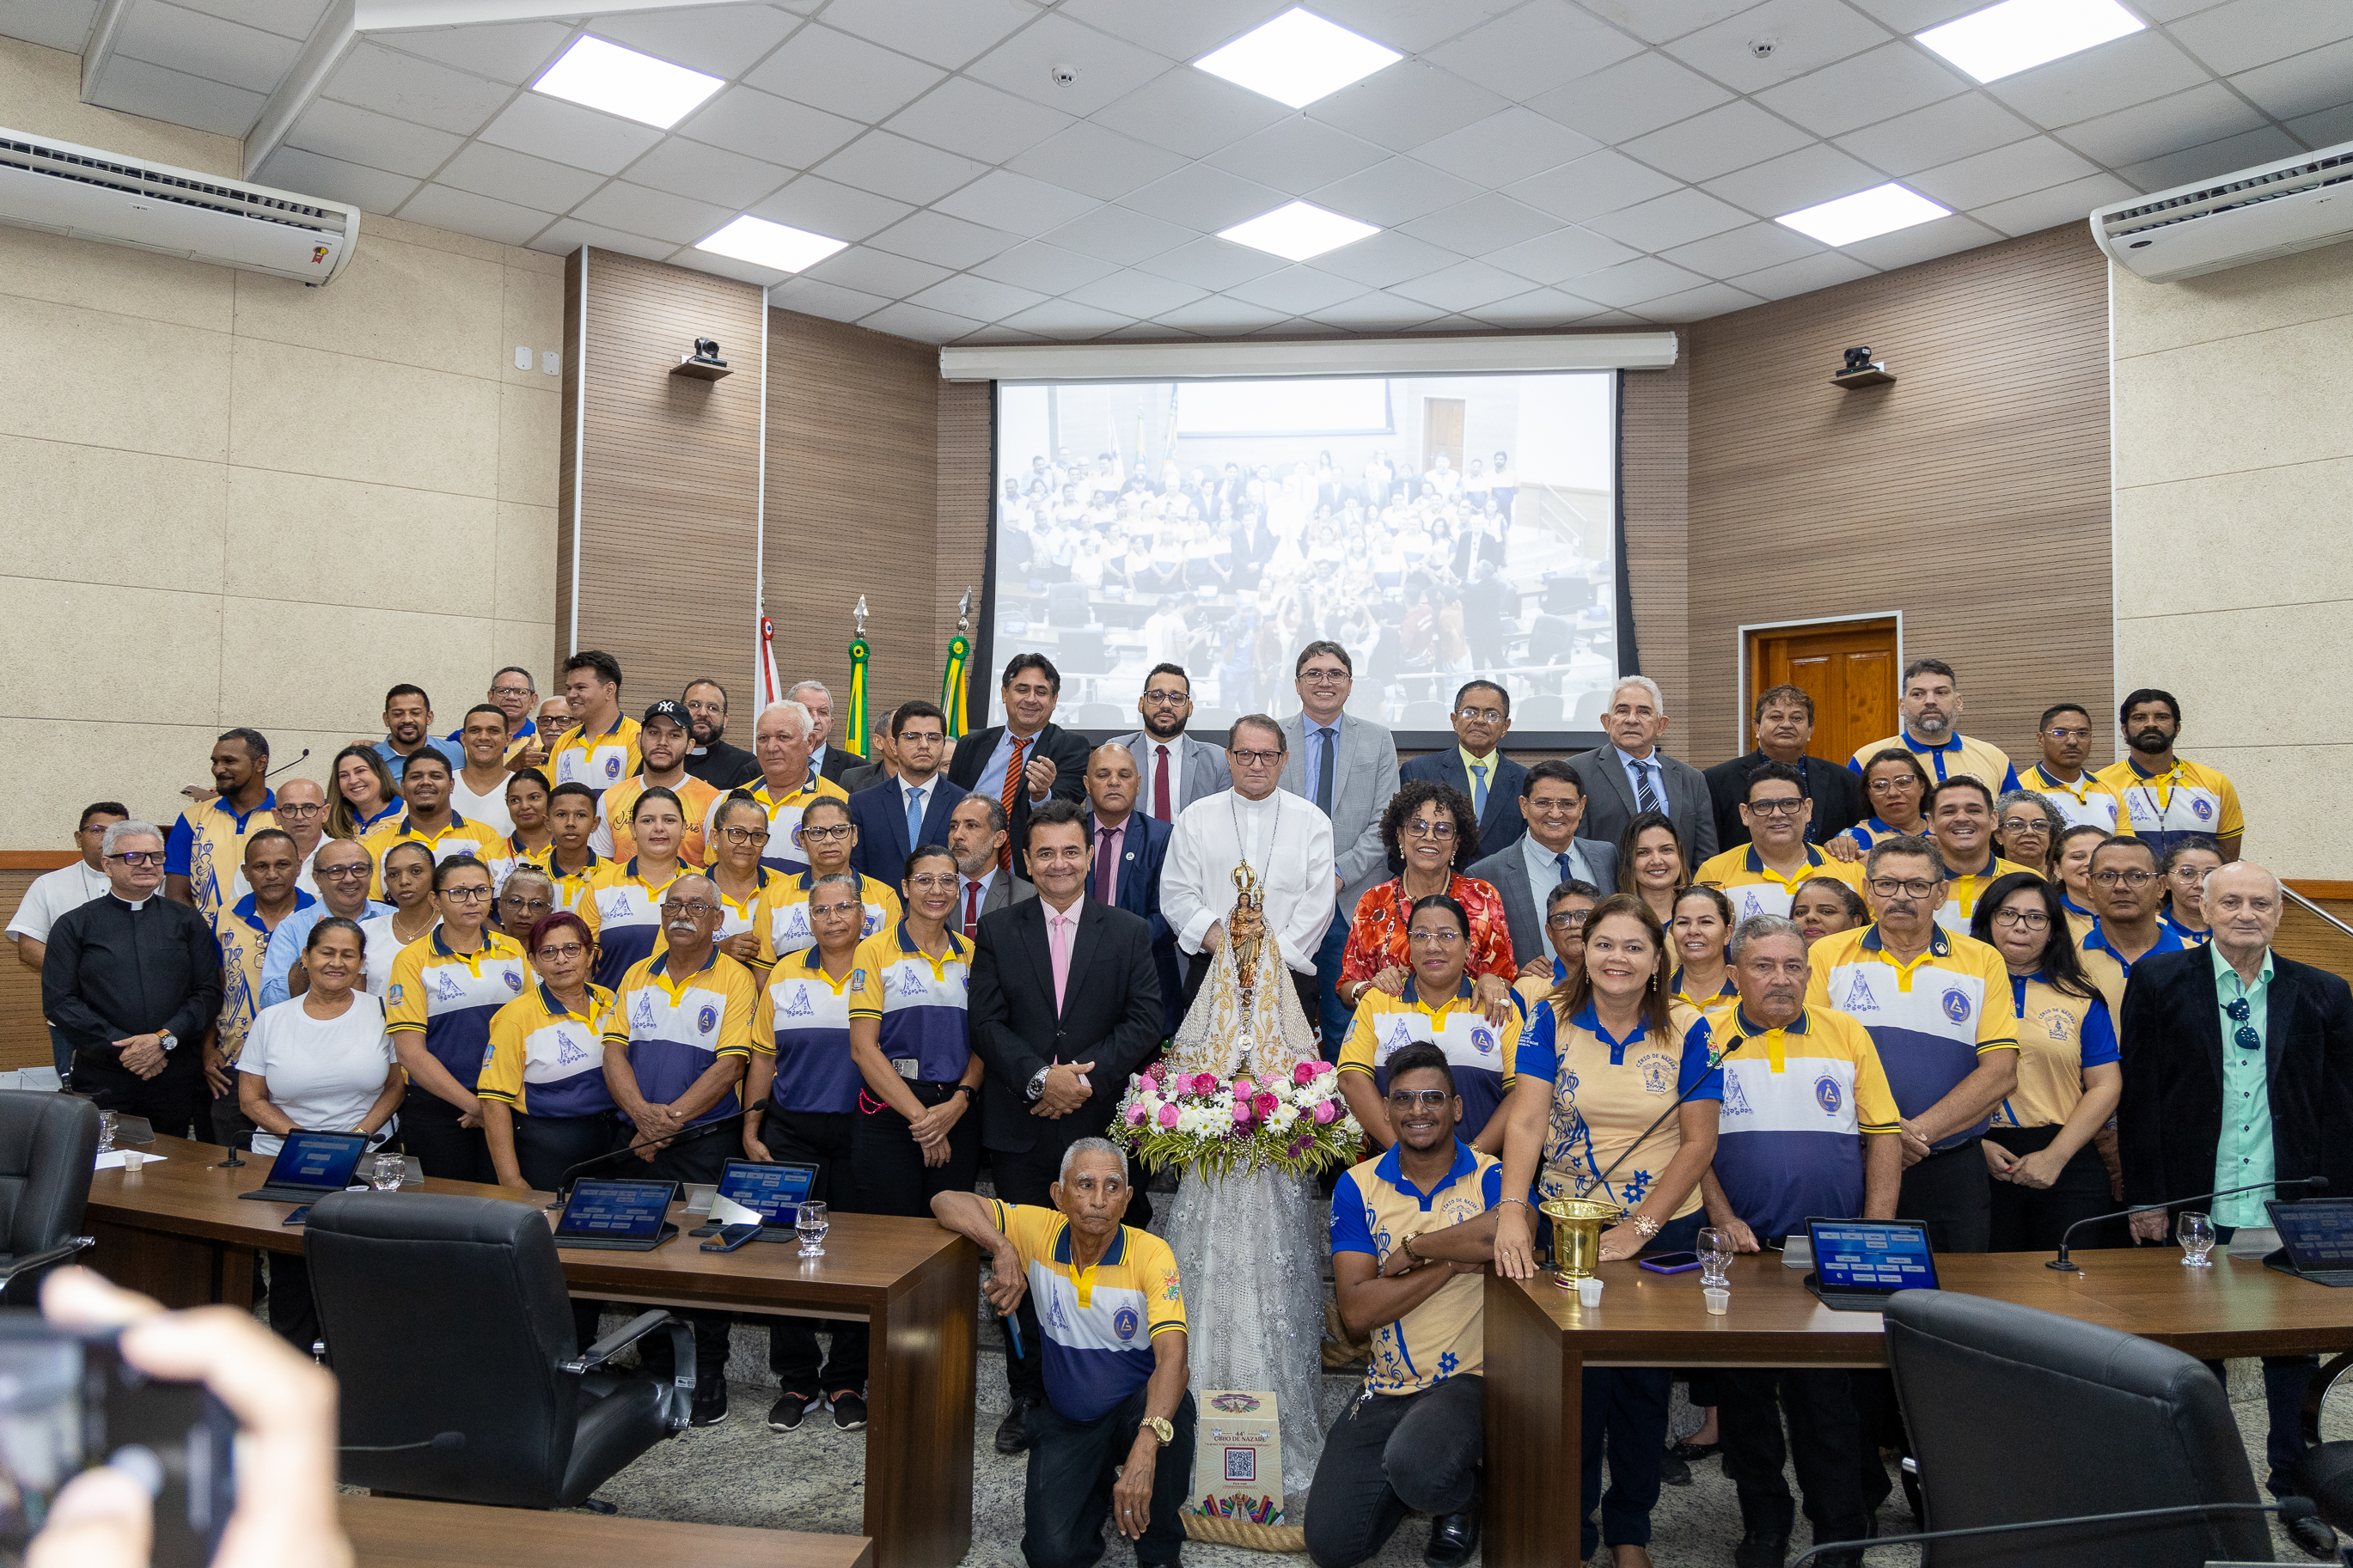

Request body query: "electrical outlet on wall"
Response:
[542, 351, 560, 375]
[514, 345, 532, 370]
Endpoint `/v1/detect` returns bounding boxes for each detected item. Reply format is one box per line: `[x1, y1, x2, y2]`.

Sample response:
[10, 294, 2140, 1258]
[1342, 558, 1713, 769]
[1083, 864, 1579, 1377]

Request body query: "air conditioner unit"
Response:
[0, 126, 358, 286]
[2092, 137, 2353, 284]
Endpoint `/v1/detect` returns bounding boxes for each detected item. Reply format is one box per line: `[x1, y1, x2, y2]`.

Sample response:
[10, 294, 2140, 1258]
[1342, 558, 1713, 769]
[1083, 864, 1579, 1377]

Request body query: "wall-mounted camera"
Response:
[674, 338, 730, 381]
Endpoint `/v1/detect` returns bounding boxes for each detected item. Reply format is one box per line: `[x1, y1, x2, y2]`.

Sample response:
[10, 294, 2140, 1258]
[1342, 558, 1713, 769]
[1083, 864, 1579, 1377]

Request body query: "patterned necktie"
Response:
[1314, 726, 1335, 815]
[999, 734, 1029, 874]
[1095, 827, 1118, 904]
[1635, 760, 1660, 815]
[1153, 744, 1172, 821]
[962, 879, 981, 939]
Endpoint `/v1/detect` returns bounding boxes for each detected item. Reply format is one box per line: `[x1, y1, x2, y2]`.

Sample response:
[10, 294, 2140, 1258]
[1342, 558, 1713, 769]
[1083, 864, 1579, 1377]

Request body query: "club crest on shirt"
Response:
[388, 984, 404, 1004]
[1639, 1052, 1675, 1095]
[1470, 1027, 1497, 1057]
[435, 970, 466, 1002]
[897, 967, 927, 998]
[1814, 1074, 1843, 1115]
[1737, 888, 1770, 918]
[633, 993, 657, 1031]
[555, 1032, 590, 1067]
[779, 907, 811, 942]
[696, 1004, 718, 1035]
[850, 968, 866, 990]
[1161, 1268, 1182, 1302]
[1843, 974, 1879, 1012]
[2038, 1006, 2075, 1043]
[2191, 797, 2213, 821]
[1722, 1072, 1753, 1118]
[504, 969, 524, 992]
[1940, 987, 1971, 1024]
[1113, 1306, 1139, 1342]
[784, 987, 815, 1018]
[603, 755, 621, 781]
[1380, 1018, 1416, 1059]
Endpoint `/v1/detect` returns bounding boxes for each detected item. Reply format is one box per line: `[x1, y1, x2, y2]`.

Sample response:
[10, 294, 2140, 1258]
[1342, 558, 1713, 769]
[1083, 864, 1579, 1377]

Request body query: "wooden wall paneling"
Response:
[0, 869, 52, 1071]
[1622, 358, 1690, 746]
[1686, 225, 2112, 769]
[935, 381, 993, 725]
[559, 250, 766, 706]
[764, 309, 944, 733]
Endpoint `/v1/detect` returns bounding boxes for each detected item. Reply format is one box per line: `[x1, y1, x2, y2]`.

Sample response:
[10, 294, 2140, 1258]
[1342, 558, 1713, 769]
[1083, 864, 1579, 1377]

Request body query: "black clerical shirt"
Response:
[42, 894, 222, 1055]
[685, 739, 758, 790]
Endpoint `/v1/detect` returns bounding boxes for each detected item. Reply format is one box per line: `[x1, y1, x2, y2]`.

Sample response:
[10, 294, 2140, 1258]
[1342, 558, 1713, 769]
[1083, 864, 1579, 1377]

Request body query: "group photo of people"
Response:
[15, 638, 2349, 1568]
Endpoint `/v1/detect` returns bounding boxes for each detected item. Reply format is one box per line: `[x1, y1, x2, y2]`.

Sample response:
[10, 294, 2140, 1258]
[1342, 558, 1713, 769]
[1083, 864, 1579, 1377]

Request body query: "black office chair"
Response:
[0, 1091, 99, 1305]
[305, 1192, 691, 1510]
[1884, 1290, 2272, 1567]
[2297, 1351, 2353, 1550]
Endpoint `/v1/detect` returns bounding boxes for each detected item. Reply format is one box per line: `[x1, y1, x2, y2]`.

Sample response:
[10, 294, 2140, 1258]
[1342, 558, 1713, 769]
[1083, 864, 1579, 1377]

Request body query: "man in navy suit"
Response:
[944, 653, 1091, 880]
[1081, 741, 1179, 1035]
[847, 700, 965, 882]
[1400, 680, 1529, 861]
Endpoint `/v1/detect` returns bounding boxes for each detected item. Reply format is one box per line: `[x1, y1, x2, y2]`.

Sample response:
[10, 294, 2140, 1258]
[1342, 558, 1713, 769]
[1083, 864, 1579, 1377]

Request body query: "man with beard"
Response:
[372, 686, 463, 784]
[596, 701, 721, 867]
[166, 729, 278, 920]
[1704, 684, 1865, 851]
[1104, 663, 1230, 826]
[2096, 688, 2243, 861]
[945, 796, 1033, 943]
[682, 678, 758, 789]
[1846, 660, 2018, 794]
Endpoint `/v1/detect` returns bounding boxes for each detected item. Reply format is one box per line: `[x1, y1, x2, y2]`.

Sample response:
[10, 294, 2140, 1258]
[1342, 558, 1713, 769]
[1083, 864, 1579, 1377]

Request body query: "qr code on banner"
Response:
[1224, 1448, 1256, 1484]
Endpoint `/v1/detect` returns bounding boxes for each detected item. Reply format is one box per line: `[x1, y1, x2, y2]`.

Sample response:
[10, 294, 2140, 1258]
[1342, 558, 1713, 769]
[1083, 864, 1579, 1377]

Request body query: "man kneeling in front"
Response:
[1308, 1042, 1501, 1568]
[933, 1138, 1196, 1568]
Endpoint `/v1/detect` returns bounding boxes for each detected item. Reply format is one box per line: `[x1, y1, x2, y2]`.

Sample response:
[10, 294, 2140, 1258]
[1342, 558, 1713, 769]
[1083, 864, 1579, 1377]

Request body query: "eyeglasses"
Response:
[1547, 909, 1592, 931]
[718, 826, 770, 845]
[2043, 727, 2091, 741]
[1996, 818, 2049, 835]
[1299, 667, 1349, 683]
[1454, 706, 1505, 724]
[535, 942, 588, 961]
[1866, 876, 1940, 900]
[108, 851, 164, 868]
[2168, 865, 2211, 881]
[1868, 778, 1922, 795]
[908, 873, 960, 891]
[1526, 795, 1580, 816]
[659, 900, 718, 918]
[1991, 908, 2050, 930]
[319, 864, 371, 881]
[1746, 797, 1806, 817]
[1230, 749, 1284, 766]
[1402, 821, 1456, 839]
[500, 896, 551, 915]
[1407, 928, 1464, 945]
[274, 802, 324, 819]
[808, 901, 862, 918]
[2092, 869, 2160, 888]
[491, 685, 534, 699]
[799, 825, 853, 843]
[1140, 691, 1189, 706]
[2225, 998, 2260, 1050]
[1386, 1089, 1452, 1110]
[442, 886, 493, 904]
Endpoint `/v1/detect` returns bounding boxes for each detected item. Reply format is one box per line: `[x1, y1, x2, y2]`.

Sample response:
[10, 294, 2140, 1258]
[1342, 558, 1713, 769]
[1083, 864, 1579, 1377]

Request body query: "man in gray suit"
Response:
[945, 794, 1033, 942]
[1466, 760, 1618, 981]
[1568, 676, 1717, 869]
[1277, 640, 1399, 1047]
[1104, 662, 1231, 826]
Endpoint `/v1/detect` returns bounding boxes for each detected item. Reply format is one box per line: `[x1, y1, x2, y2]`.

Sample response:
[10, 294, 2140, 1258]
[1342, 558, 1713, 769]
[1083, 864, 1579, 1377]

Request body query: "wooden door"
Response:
[1748, 618, 1898, 766]
[1422, 398, 1464, 474]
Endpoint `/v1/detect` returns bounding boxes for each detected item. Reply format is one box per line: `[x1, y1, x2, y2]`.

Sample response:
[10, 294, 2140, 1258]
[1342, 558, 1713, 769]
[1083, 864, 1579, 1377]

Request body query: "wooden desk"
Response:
[342, 1493, 874, 1568]
[86, 1138, 975, 1568]
[1485, 1248, 2353, 1568]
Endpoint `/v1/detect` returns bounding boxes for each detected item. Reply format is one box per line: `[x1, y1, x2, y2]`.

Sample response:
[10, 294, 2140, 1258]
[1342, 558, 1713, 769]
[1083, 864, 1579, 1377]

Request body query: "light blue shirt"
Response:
[2210, 941, 2277, 1229]
[1615, 746, 1664, 813]
[1303, 720, 1341, 807]
[257, 900, 395, 1011]
[901, 777, 934, 848]
[1522, 833, 1596, 899]
[975, 727, 1048, 805]
[372, 735, 463, 782]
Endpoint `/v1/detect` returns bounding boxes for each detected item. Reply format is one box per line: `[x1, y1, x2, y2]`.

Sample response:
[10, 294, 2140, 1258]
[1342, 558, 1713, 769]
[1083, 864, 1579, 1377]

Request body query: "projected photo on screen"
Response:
[988, 372, 1620, 738]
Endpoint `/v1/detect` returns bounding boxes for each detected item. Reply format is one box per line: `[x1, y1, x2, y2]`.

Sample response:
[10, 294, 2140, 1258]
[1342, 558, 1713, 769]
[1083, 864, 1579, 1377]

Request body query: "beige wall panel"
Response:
[0, 719, 234, 840]
[216, 597, 494, 735]
[2173, 744, 2350, 876]
[0, 224, 234, 331]
[2113, 310, 2353, 489]
[2112, 241, 2353, 360]
[0, 435, 227, 595]
[493, 622, 559, 691]
[231, 237, 506, 381]
[0, 581, 221, 725]
[223, 467, 499, 615]
[0, 38, 236, 174]
[2114, 601, 2351, 752]
[359, 212, 516, 269]
[502, 265, 565, 390]
[2114, 456, 2353, 619]
[0, 293, 231, 461]
[495, 501, 559, 625]
[228, 336, 502, 497]
[498, 382, 561, 507]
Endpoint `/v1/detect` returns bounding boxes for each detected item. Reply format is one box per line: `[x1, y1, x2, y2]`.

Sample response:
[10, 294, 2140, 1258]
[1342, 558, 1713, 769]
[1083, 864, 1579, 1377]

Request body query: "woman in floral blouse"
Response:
[1335, 778, 1518, 1028]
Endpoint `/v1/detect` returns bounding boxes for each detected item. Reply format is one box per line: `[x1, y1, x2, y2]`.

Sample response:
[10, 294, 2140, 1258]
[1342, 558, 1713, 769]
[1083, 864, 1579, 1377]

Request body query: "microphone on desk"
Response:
[1784, 1494, 2317, 1566]
[340, 1431, 466, 1454]
[545, 1111, 749, 1209]
[2047, 1175, 2327, 1271]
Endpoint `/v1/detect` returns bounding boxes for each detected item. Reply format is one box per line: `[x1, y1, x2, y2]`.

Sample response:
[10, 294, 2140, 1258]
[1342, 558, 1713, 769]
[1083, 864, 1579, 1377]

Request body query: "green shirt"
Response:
[2210, 942, 2276, 1229]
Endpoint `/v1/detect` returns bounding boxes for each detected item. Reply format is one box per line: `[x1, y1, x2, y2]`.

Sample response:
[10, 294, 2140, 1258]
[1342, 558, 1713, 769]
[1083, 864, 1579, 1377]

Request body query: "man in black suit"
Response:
[1399, 679, 1528, 861]
[1082, 741, 1180, 1034]
[847, 701, 963, 882]
[945, 653, 1090, 878]
[969, 798, 1164, 1455]
[2120, 862, 2353, 1502]
[790, 680, 864, 788]
[1702, 684, 1866, 851]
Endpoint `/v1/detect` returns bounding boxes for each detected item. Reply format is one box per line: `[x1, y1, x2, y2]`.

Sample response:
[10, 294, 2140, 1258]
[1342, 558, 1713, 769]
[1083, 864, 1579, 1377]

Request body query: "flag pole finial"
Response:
[956, 587, 971, 635]
[853, 595, 868, 639]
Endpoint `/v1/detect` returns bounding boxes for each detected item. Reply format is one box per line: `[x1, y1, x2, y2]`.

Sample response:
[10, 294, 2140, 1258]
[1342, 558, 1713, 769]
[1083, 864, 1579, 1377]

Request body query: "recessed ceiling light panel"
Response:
[1194, 8, 1403, 109]
[534, 34, 724, 129]
[696, 216, 848, 274]
[1776, 183, 1951, 247]
[1916, 0, 2146, 84]
[1218, 201, 1380, 262]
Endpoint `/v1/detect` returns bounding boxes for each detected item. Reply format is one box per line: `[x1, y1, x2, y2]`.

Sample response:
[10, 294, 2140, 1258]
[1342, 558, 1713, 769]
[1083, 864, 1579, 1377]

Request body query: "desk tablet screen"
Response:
[1810, 1221, 1937, 1292]
[559, 1180, 673, 1239]
[2270, 1199, 2353, 1267]
[716, 1160, 817, 1224]
[268, 1131, 368, 1191]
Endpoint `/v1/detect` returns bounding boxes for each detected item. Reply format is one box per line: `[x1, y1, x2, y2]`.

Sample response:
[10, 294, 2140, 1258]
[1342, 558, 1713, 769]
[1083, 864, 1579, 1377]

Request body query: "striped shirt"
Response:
[1806, 924, 2016, 1148]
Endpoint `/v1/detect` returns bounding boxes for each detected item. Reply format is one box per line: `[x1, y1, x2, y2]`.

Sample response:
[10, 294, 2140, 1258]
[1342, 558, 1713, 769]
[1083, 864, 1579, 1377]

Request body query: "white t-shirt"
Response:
[239, 993, 398, 1157]
[358, 912, 431, 999]
[449, 777, 515, 838]
[7, 859, 110, 944]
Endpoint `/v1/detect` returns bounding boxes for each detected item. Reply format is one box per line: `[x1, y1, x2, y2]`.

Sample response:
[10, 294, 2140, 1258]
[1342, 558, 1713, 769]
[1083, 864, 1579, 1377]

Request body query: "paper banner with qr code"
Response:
[1189, 1390, 1282, 1524]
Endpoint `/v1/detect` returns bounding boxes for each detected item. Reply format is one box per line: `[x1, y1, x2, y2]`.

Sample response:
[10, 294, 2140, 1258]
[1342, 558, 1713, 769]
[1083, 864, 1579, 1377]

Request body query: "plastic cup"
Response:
[1704, 1286, 1729, 1315]
[1576, 1276, 1604, 1308]
[121, 1150, 144, 1173]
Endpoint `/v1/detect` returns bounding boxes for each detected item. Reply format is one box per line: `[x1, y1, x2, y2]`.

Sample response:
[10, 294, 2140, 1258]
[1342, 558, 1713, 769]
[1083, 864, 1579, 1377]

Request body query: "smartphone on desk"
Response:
[700, 1223, 761, 1253]
[1638, 1251, 1703, 1274]
[281, 1205, 310, 1225]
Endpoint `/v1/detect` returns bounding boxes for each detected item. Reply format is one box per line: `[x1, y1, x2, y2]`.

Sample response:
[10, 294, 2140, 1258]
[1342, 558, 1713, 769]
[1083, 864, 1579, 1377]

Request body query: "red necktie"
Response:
[999, 734, 1029, 874]
[1153, 743, 1172, 821]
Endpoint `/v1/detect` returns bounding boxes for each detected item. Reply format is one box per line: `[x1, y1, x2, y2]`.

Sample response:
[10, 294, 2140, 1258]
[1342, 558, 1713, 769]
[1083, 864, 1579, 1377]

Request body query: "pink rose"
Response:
[1231, 1101, 1254, 1126]
[1311, 1099, 1338, 1125]
[1234, 1074, 1254, 1094]
[1156, 1103, 1179, 1128]
[1293, 1062, 1317, 1087]
[1193, 1073, 1219, 1097]
[1126, 1102, 1149, 1126]
[1253, 1091, 1279, 1118]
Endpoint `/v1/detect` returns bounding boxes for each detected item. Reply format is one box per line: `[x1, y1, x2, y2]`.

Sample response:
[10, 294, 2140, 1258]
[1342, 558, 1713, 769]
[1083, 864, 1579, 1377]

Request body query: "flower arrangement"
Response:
[1110, 1059, 1362, 1179]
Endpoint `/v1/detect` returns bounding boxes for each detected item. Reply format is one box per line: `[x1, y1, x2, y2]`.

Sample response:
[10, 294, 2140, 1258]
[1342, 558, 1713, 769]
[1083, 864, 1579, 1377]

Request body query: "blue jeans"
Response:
[1315, 914, 1351, 1052]
[1580, 1211, 1704, 1554]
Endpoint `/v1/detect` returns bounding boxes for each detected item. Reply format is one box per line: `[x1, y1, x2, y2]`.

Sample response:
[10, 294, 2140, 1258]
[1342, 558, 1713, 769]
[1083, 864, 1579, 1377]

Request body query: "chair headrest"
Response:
[306, 1190, 548, 1249]
[1884, 1289, 2214, 1400]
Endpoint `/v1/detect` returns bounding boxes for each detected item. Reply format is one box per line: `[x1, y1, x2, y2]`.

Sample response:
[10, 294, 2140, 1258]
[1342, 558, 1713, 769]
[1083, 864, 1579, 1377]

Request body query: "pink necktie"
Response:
[1049, 910, 1074, 1014]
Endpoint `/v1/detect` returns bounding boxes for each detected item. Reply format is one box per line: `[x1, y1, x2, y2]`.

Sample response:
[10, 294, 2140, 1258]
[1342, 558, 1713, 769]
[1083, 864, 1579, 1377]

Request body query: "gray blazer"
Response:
[1277, 711, 1400, 920]
[1467, 838, 1620, 974]
[1102, 730, 1231, 814]
[1568, 745, 1719, 867]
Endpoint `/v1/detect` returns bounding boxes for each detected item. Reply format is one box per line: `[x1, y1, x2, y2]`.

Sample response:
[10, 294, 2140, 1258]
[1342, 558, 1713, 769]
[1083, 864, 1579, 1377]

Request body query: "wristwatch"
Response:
[955, 1083, 979, 1104]
[1400, 1230, 1424, 1263]
[1141, 1416, 1175, 1446]
[156, 1031, 178, 1054]
[1025, 1065, 1049, 1101]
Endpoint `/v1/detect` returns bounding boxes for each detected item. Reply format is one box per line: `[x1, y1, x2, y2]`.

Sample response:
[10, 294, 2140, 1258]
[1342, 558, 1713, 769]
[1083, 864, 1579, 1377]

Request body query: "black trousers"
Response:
[852, 1082, 980, 1219]
[1983, 1124, 2112, 1253]
[208, 1082, 252, 1150]
[2208, 1220, 2319, 1492]
[626, 1128, 735, 1375]
[1305, 1375, 1482, 1568]
[991, 1136, 1153, 1405]
[1024, 1386, 1197, 1568]
[1897, 1137, 1990, 1254]
[73, 1048, 201, 1138]
[1578, 1211, 1703, 1554]
[265, 1253, 319, 1353]
[1719, 1368, 1884, 1541]
[762, 1108, 868, 1395]
[1182, 950, 1321, 1046]
[512, 1111, 617, 1353]
[402, 1089, 494, 1185]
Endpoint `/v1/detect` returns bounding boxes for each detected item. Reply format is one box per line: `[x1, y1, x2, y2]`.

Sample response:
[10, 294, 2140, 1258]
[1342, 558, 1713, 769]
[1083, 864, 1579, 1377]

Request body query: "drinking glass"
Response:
[370, 1153, 405, 1192]
[796, 1199, 829, 1258]
[2178, 1210, 2216, 1267]
[1696, 1227, 1733, 1288]
[96, 1111, 119, 1155]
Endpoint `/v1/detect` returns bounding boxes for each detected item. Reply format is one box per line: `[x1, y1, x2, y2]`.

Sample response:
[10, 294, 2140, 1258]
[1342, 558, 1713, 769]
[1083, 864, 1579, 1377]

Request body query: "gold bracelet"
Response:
[1401, 1231, 1423, 1263]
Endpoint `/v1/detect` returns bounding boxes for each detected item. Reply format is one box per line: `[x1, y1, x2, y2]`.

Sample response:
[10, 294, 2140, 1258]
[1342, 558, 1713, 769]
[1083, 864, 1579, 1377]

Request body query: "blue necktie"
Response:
[1556, 851, 1574, 888]
[905, 786, 925, 852]
[1470, 761, 1488, 818]
[1314, 726, 1335, 815]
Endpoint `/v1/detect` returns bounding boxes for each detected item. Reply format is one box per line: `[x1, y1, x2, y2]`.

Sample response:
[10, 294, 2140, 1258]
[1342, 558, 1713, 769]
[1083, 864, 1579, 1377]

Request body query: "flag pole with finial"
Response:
[941, 587, 972, 738]
[845, 595, 871, 759]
